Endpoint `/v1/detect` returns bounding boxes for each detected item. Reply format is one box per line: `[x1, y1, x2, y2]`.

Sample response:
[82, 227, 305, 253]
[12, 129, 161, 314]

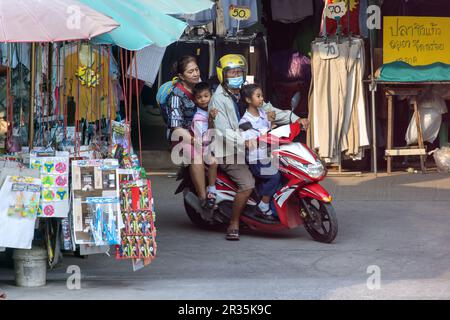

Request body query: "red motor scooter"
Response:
[176, 122, 337, 243]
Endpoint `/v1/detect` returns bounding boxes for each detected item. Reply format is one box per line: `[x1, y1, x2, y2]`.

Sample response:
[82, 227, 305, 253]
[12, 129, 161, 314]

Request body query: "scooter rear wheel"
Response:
[303, 199, 338, 243]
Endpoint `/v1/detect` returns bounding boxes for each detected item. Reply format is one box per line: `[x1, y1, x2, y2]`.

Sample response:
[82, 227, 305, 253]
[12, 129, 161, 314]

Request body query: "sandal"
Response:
[226, 228, 240, 241]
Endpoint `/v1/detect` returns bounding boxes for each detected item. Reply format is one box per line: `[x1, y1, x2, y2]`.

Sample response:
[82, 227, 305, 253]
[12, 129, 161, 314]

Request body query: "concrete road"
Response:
[1, 173, 450, 300]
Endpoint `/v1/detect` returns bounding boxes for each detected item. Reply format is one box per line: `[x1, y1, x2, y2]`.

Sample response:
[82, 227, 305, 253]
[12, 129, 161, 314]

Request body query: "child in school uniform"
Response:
[239, 84, 280, 220]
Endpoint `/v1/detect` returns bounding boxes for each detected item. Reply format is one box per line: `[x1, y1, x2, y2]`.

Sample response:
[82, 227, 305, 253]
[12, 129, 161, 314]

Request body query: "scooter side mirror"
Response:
[290, 91, 301, 111]
[239, 121, 253, 131]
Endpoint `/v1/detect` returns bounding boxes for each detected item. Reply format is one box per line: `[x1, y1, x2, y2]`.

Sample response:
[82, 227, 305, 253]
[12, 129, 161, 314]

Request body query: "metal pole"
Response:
[347, 0, 350, 35]
[369, 5, 377, 175]
[29, 43, 36, 149]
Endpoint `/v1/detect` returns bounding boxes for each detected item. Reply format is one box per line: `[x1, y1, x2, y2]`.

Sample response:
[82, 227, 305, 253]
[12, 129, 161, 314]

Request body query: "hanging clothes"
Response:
[60, 43, 117, 122]
[271, 0, 314, 23]
[321, 0, 361, 36]
[173, 6, 217, 26]
[381, 0, 450, 17]
[308, 37, 369, 163]
[215, 0, 227, 37]
[126, 45, 166, 87]
[0, 43, 31, 69]
[358, 0, 369, 38]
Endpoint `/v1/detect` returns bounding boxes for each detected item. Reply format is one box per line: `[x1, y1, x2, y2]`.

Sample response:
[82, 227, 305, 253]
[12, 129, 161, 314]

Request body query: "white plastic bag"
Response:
[405, 108, 442, 145]
[430, 147, 450, 173]
[405, 85, 448, 145]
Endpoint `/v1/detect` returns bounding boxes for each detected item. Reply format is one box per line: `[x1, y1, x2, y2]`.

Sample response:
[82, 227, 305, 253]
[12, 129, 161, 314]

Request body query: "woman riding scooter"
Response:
[166, 56, 210, 208]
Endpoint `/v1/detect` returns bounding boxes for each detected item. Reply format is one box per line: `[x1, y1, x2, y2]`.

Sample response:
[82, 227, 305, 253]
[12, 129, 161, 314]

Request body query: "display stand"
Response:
[384, 86, 426, 174]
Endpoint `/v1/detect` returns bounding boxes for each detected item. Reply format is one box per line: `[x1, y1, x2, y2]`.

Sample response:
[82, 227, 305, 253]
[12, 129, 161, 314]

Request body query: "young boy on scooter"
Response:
[239, 84, 280, 221]
[191, 82, 218, 209]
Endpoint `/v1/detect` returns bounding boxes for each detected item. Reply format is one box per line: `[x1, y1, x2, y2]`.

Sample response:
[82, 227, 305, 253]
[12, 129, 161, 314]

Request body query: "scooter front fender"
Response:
[299, 183, 332, 203]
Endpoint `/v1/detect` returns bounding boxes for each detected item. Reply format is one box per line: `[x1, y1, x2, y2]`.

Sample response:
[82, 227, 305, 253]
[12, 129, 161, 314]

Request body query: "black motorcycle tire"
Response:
[303, 200, 338, 243]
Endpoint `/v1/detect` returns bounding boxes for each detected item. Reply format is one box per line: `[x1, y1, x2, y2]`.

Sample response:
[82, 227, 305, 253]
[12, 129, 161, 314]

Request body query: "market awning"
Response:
[79, 0, 213, 50]
[0, 0, 119, 43]
[138, 0, 214, 15]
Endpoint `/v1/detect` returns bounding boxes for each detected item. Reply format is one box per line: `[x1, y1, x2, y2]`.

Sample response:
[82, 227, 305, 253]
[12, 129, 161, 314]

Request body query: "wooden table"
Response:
[365, 80, 450, 174]
[384, 86, 426, 174]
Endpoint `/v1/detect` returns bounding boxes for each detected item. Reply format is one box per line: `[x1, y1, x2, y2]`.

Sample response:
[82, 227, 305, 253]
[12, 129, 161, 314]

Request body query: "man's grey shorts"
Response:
[219, 161, 255, 192]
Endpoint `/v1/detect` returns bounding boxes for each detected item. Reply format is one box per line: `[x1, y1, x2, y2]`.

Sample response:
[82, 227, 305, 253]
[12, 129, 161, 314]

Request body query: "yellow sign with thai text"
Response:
[383, 16, 450, 66]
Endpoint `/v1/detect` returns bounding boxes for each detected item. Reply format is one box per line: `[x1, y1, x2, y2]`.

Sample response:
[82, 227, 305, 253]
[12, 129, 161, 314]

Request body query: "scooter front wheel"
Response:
[302, 199, 338, 243]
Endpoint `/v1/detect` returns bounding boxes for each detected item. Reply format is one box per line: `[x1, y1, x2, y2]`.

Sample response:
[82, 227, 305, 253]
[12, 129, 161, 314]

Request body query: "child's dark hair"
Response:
[193, 81, 212, 97]
[240, 84, 262, 106]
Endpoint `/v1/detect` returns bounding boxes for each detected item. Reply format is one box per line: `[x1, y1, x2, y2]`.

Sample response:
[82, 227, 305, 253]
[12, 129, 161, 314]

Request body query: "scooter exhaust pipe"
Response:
[184, 191, 214, 222]
[184, 191, 203, 214]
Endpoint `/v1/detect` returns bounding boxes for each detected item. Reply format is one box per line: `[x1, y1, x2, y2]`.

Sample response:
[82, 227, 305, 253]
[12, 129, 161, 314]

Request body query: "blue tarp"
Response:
[79, 0, 213, 50]
[379, 61, 450, 82]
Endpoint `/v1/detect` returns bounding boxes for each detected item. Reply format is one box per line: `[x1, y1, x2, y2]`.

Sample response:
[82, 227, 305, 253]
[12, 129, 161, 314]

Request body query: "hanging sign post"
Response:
[325, 1, 347, 20]
[229, 5, 251, 38]
[325, 1, 347, 36]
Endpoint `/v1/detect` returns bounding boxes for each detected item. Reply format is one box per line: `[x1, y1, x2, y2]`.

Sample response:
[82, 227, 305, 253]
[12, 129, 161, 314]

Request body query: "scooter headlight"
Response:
[282, 157, 325, 179]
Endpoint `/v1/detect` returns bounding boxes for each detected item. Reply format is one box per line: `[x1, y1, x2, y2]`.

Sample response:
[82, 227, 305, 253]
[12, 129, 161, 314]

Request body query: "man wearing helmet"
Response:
[209, 54, 309, 241]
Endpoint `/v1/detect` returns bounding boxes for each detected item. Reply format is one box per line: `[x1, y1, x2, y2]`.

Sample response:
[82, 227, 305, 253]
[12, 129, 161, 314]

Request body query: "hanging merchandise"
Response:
[111, 121, 140, 170]
[173, 5, 216, 27]
[111, 120, 131, 152]
[60, 43, 118, 122]
[0, 43, 31, 70]
[270, 50, 311, 83]
[321, 0, 361, 36]
[0, 176, 42, 249]
[0, 117, 7, 153]
[0, 44, 31, 148]
[308, 37, 370, 163]
[71, 159, 123, 245]
[61, 216, 75, 251]
[116, 169, 157, 270]
[126, 45, 167, 87]
[30, 152, 70, 218]
[271, 0, 314, 24]
[86, 197, 121, 245]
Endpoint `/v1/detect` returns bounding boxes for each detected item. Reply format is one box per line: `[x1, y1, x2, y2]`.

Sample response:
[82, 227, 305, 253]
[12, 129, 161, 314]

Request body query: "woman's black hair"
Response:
[172, 55, 197, 77]
[240, 84, 262, 106]
[193, 82, 212, 96]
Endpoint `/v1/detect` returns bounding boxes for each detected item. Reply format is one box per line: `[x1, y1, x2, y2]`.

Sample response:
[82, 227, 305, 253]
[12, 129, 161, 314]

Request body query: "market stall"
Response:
[0, 0, 214, 279]
[367, 1, 450, 174]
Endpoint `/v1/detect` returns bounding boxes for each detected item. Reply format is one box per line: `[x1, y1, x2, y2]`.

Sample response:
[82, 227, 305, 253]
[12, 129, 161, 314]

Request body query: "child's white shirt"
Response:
[239, 108, 271, 163]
